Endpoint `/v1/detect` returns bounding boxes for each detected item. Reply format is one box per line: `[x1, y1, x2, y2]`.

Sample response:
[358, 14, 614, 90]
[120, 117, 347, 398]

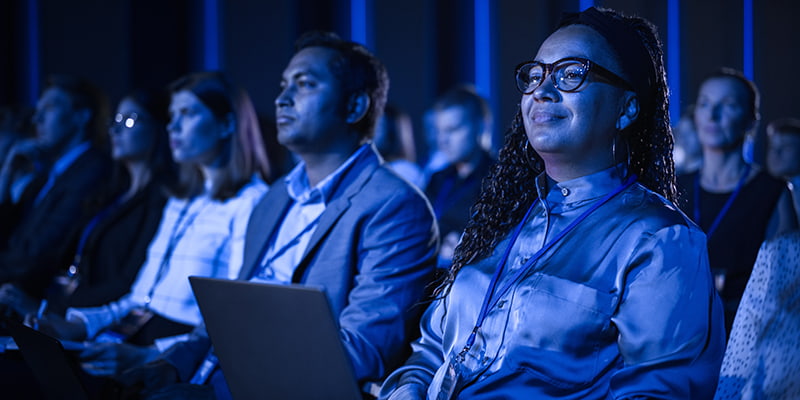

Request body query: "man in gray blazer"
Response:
[122, 32, 439, 399]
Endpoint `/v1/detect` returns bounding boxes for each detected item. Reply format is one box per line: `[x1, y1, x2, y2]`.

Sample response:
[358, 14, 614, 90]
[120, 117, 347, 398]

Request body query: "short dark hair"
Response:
[701, 67, 760, 122]
[767, 118, 800, 136]
[294, 31, 389, 141]
[433, 84, 491, 130]
[44, 74, 109, 147]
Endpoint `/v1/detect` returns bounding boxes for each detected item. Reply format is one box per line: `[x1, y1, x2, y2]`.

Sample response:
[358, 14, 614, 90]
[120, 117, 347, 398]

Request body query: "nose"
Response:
[275, 86, 294, 108]
[531, 75, 559, 102]
[167, 116, 179, 134]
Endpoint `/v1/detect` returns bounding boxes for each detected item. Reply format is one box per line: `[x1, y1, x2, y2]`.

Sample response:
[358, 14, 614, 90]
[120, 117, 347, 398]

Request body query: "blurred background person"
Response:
[374, 104, 424, 188]
[765, 118, 800, 225]
[673, 104, 703, 175]
[33, 71, 270, 380]
[424, 85, 494, 268]
[715, 117, 800, 399]
[0, 87, 176, 318]
[0, 74, 118, 306]
[676, 68, 797, 336]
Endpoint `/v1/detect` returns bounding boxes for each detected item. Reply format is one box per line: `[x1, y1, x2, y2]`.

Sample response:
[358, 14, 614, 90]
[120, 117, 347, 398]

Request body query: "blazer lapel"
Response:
[290, 146, 382, 282]
[239, 182, 293, 280]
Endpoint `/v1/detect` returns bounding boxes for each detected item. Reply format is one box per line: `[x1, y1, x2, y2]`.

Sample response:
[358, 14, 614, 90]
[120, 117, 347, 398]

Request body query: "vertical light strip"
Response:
[579, 0, 594, 11]
[743, 0, 754, 79]
[474, 0, 491, 97]
[350, 0, 373, 48]
[667, 0, 681, 123]
[26, 0, 40, 105]
[203, 0, 221, 70]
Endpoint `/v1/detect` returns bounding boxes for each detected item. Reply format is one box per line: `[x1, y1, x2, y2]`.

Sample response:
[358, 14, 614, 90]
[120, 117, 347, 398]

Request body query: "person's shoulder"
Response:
[623, 183, 698, 229]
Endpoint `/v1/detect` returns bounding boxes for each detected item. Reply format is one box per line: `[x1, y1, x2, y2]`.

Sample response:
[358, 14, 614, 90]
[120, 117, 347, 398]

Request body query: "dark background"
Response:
[2, 0, 798, 163]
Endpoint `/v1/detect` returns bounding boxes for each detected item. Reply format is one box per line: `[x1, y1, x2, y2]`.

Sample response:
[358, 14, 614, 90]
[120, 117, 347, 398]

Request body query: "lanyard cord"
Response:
[68, 194, 126, 277]
[458, 174, 637, 360]
[254, 212, 323, 279]
[693, 164, 751, 239]
[145, 197, 206, 307]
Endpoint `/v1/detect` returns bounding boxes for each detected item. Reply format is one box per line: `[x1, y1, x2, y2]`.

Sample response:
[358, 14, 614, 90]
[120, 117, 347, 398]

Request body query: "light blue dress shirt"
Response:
[381, 166, 726, 399]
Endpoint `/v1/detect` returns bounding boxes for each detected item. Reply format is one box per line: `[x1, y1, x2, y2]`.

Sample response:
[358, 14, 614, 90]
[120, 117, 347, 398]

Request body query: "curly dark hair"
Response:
[438, 8, 676, 295]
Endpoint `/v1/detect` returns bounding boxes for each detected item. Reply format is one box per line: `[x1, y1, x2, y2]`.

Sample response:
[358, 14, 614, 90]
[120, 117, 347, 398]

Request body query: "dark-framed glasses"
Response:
[515, 57, 634, 94]
[111, 112, 141, 129]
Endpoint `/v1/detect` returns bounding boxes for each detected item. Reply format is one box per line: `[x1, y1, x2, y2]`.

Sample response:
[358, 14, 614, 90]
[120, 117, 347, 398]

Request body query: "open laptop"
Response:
[189, 276, 363, 400]
[4, 319, 89, 400]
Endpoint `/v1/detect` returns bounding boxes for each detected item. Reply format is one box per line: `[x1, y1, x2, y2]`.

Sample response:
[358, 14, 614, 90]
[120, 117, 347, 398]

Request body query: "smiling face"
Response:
[108, 98, 157, 162]
[520, 25, 628, 179]
[694, 77, 753, 152]
[167, 90, 228, 165]
[274, 46, 352, 155]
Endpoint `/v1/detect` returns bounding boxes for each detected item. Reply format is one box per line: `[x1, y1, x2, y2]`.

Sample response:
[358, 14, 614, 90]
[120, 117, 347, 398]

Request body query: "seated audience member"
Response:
[374, 104, 424, 188]
[34, 71, 270, 377]
[380, 7, 725, 399]
[425, 85, 494, 267]
[0, 105, 35, 243]
[765, 118, 800, 225]
[676, 69, 797, 334]
[0, 74, 119, 302]
[673, 104, 703, 175]
[0, 88, 176, 317]
[714, 230, 800, 399]
[121, 31, 438, 400]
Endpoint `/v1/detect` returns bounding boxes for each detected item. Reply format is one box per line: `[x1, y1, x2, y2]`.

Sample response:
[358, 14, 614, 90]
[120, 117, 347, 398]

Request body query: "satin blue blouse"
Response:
[381, 167, 726, 399]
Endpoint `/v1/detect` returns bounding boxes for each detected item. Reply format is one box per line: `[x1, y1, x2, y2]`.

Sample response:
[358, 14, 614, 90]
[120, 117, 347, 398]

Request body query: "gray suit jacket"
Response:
[164, 145, 439, 387]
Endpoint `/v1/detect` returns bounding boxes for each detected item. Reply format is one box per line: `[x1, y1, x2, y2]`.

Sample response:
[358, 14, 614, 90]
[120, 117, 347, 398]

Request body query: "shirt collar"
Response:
[52, 141, 91, 176]
[285, 143, 370, 205]
[535, 165, 627, 205]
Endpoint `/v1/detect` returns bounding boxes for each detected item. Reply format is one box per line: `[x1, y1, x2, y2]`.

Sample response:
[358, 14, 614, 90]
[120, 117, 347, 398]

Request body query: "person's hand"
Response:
[117, 358, 182, 398]
[27, 312, 88, 341]
[0, 283, 39, 316]
[80, 342, 159, 377]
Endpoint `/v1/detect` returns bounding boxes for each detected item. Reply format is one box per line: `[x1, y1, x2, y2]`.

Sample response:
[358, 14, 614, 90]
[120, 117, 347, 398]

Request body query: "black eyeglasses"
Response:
[515, 57, 634, 94]
[110, 112, 142, 129]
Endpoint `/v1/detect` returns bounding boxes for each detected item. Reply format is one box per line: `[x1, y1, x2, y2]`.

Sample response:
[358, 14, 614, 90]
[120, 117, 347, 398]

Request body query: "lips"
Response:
[275, 113, 295, 125]
[528, 110, 565, 124]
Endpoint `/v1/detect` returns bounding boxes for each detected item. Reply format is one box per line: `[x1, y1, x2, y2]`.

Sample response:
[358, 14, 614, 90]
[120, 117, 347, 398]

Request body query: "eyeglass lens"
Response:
[517, 60, 588, 94]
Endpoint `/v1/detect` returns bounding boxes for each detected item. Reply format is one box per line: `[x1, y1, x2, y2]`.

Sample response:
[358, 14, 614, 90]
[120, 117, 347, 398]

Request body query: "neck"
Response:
[123, 160, 152, 200]
[700, 147, 749, 191]
[200, 165, 225, 195]
[301, 150, 356, 187]
[541, 153, 614, 183]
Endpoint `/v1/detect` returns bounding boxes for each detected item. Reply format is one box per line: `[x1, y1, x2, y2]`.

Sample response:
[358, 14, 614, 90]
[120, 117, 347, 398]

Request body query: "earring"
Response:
[523, 141, 542, 171]
[612, 137, 632, 177]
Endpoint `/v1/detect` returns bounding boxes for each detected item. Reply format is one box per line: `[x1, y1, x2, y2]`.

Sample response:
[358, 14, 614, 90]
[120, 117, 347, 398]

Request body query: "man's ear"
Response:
[617, 93, 640, 131]
[346, 92, 370, 124]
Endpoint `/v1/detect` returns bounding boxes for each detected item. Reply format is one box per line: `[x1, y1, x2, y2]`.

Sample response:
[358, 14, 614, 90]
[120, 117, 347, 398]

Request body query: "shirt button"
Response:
[144, 296, 151, 304]
[497, 300, 506, 309]
[561, 187, 570, 197]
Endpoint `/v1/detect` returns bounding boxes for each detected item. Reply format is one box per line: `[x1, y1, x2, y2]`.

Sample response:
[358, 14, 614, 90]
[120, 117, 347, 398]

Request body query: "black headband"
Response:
[559, 7, 655, 111]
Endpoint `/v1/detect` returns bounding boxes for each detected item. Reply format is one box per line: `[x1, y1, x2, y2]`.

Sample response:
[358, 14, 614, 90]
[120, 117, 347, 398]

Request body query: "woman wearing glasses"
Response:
[0, 89, 176, 318]
[35, 72, 271, 379]
[380, 7, 724, 399]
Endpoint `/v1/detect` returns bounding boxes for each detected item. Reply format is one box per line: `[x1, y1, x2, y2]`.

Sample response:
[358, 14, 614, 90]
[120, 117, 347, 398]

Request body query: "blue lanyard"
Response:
[69, 194, 125, 273]
[457, 174, 637, 360]
[693, 165, 750, 239]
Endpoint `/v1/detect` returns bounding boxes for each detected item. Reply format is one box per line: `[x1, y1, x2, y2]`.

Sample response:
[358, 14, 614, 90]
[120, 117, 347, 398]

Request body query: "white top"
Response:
[68, 177, 268, 339]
